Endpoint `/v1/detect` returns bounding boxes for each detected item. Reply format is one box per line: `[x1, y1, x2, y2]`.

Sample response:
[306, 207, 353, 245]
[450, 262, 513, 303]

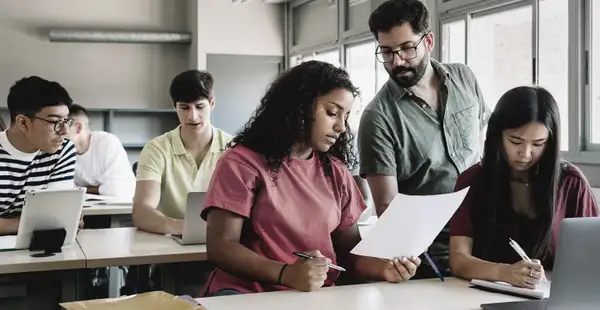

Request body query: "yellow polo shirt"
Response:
[136, 126, 233, 219]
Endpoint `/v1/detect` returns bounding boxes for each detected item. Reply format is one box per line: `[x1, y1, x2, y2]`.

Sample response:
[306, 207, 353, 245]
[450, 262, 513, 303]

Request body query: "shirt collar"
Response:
[169, 125, 223, 156]
[388, 59, 451, 98]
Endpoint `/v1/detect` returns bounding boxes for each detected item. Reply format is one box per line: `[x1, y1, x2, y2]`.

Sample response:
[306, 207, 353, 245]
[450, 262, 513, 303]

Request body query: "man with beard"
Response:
[358, 0, 490, 279]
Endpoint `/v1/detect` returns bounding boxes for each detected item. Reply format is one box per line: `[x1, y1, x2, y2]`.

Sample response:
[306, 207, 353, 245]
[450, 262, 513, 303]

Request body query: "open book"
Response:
[84, 194, 132, 207]
[471, 279, 551, 299]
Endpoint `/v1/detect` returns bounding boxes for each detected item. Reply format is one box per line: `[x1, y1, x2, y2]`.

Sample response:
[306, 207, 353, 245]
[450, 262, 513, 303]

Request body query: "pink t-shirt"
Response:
[200, 145, 366, 295]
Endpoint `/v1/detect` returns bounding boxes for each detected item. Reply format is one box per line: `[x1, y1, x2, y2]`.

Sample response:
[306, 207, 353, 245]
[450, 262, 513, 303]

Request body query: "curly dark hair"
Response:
[229, 60, 360, 183]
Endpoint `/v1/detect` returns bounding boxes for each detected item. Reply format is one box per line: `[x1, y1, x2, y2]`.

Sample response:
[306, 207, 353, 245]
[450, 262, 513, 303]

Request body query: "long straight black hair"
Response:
[472, 86, 561, 261]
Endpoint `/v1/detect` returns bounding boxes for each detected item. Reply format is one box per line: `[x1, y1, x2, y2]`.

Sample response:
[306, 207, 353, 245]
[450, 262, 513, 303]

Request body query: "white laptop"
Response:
[0, 187, 85, 251]
[171, 192, 208, 245]
[481, 217, 600, 310]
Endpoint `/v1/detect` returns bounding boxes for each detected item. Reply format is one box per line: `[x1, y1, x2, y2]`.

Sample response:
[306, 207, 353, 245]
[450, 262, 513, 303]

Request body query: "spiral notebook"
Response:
[471, 279, 551, 299]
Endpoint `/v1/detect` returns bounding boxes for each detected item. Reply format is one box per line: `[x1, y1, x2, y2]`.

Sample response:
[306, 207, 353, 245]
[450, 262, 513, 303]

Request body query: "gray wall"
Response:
[0, 0, 189, 109]
[208, 54, 282, 135]
[0, 0, 285, 164]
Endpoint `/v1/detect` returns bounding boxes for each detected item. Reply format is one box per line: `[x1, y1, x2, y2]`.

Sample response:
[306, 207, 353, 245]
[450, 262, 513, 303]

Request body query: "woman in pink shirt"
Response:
[200, 60, 421, 296]
[449, 86, 599, 289]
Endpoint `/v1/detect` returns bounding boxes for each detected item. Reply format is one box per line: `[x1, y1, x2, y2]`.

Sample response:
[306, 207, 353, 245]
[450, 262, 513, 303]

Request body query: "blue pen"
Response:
[423, 252, 444, 282]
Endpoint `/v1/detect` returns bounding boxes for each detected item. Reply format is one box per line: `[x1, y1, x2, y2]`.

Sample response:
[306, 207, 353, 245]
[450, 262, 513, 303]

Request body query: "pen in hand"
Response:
[508, 238, 547, 282]
[292, 252, 346, 272]
[423, 252, 444, 282]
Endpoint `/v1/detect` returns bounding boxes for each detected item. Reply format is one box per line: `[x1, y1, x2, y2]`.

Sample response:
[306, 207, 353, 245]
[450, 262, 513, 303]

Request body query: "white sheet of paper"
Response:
[0, 235, 17, 251]
[471, 279, 551, 299]
[84, 194, 132, 206]
[351, 187, 469, 259]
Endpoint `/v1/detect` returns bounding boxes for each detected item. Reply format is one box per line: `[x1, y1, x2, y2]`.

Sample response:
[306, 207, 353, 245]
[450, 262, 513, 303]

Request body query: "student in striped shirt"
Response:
[0, 76, 77, 235]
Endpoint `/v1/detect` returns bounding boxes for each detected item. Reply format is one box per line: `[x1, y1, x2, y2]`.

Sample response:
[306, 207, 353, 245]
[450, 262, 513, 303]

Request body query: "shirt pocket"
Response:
[452, 105, 479, 149]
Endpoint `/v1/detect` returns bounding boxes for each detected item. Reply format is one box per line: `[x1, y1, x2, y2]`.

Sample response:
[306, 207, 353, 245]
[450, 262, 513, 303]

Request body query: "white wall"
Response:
[194, 0, 284, 69]
[0, 0, 284, 105]
[0, 0, 190, 109]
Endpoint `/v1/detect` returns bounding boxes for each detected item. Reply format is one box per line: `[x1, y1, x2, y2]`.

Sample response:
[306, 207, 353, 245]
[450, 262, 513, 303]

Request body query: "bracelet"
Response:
[277, 264, 288, 285]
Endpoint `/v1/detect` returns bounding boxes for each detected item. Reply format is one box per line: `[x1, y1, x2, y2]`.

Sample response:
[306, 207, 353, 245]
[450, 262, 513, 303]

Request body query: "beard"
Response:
[386, 54, 429, 88]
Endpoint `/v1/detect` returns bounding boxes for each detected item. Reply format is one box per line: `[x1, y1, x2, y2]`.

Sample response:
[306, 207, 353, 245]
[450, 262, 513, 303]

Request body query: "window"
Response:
[290, 49, 340, 68]
[539, 0, 569, 150]
[441, 19, 466, 64]
[468, 5, 533, 112]
[312, 49, 341, 67]
[346, 41, 376, 129]
[376, 61, 388, 91]
[293, 0, 337, 48]
[591, 0, 600, 145]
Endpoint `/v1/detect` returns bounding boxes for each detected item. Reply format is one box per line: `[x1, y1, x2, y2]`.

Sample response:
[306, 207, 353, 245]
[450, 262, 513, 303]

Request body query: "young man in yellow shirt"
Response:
[133, 70, 232, 235]
[128, 70, 232, 296]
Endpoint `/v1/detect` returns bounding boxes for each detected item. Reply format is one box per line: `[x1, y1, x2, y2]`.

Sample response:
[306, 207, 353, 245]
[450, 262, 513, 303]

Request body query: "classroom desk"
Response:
[0, 244, 86, 274]
[0, 243, 86, 309]
[82, 204, 133, 228]
[196, 277, 525, 310]
[77, 227, 207, 296]
[82, 204, 132, 217]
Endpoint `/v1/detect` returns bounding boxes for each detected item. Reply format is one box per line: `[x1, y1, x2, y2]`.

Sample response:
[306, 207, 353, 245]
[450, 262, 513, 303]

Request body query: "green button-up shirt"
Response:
[358, 60, 490, 273]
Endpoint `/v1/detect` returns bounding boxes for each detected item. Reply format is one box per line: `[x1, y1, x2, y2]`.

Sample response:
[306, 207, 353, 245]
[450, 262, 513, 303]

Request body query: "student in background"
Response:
[0, 76, 77, 234]
[67, 104, 135, 198]
[358, 0, 490, 278]
[201, 61, 421, 297]
[132, 70, 232, 236]
[450, 86, 599, 289]
[129, 70, 232, 296]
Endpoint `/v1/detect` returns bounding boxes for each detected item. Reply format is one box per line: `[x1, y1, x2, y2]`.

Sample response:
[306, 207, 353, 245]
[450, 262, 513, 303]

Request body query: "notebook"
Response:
[471, 279, 551, 299]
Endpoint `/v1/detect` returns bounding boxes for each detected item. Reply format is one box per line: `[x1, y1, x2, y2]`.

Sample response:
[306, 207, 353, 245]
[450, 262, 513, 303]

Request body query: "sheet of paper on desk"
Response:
[350, 187, 469, 259]
[60, 291, 205, 310]
[0, 235, 17, 251]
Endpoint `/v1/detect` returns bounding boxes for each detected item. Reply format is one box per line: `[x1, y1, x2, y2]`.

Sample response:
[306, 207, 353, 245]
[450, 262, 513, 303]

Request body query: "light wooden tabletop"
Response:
[76, 227, 207, 268]
[196, 277, 525, 310]
[0, 243, 86, 274]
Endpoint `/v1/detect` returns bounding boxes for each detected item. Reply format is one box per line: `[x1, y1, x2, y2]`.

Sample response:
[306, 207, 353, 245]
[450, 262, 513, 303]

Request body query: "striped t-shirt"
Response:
[0, 131, 76, 218]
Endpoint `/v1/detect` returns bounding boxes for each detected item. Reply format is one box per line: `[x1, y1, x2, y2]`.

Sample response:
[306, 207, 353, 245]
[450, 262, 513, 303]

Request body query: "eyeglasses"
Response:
[375, 31, 430, 63]
[34, 116, 74, 133]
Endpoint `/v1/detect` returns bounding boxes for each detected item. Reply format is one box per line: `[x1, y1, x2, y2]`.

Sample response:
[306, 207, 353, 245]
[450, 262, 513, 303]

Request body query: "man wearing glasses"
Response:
[358, 0, 490, 279]
[0, 76, 77, 235]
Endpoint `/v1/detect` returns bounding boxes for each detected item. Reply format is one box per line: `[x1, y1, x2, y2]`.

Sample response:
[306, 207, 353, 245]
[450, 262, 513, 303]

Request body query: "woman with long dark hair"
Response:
[449, 86, 598, 289]
[199, 60, 421, 296]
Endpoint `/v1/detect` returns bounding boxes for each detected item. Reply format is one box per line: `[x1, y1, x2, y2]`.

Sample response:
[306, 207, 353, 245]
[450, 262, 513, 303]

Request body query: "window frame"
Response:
[285, 0, 600, 165]
[439, 15, 468, 64]
[583, 0, 600, 153]
[439, 0, 600, 164]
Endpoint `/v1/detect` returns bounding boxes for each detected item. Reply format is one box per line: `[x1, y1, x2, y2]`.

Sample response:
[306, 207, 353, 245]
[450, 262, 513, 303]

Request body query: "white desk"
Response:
[77, 227, 206, 268]
[196, 278, 525, 310]
[77, 227, 207, 297]
[82, 204, 132, 217]
[0, 244, 86, 275]
[0, 243, 86, 307]
[82, 203, 133, 229]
